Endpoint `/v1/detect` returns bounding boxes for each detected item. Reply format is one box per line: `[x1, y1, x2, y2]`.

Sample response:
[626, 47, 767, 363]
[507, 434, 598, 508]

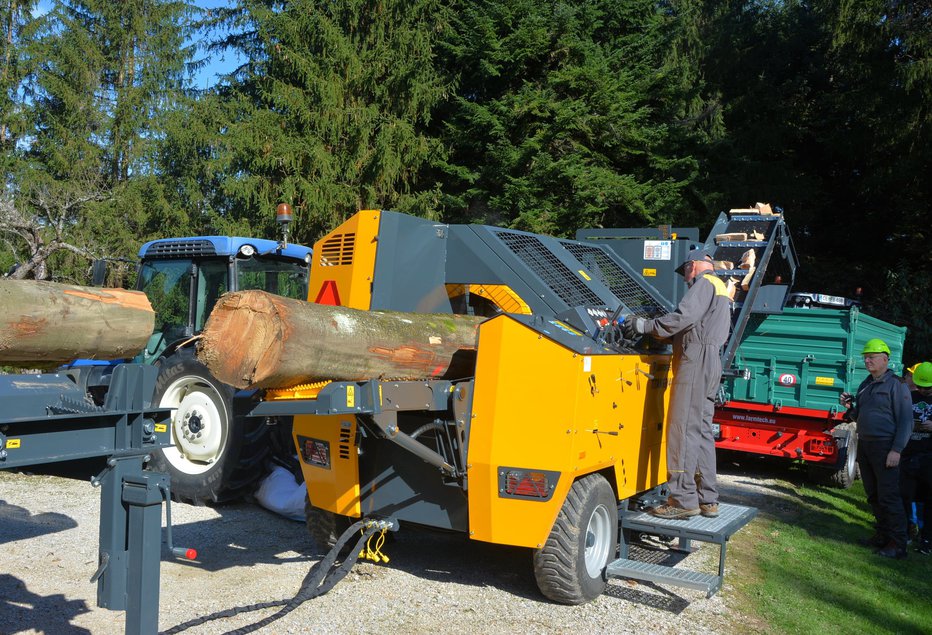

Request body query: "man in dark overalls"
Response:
[624, 250, 732, 519]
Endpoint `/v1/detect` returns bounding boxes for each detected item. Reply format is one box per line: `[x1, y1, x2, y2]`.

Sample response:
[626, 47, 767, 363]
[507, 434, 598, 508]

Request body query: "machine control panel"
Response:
[555, 305, 618, 339]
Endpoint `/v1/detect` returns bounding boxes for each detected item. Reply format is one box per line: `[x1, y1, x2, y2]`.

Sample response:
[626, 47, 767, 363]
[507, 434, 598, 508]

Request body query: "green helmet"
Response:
[862, 338, 891, 355]
[913, 362, 932, 388]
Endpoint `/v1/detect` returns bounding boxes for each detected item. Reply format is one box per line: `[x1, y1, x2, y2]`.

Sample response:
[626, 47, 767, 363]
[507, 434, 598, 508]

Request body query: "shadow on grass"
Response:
[720, 454, 932, 634]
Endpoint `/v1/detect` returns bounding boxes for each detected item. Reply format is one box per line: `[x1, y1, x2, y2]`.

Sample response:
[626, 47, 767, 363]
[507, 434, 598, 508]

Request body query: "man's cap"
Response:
[675, 249, 714, 275]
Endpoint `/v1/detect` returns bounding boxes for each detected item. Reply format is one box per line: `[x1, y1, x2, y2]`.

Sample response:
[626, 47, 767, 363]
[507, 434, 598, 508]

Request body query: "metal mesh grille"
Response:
[560, 241, 668, 317]
[492, 230, 604, 306]
[144, 239, 217, 258]
[318, 233, 355, 266]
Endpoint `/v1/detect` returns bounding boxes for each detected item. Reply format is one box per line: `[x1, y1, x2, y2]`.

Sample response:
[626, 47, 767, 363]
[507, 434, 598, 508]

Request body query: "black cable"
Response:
[159, 521, 381, 635]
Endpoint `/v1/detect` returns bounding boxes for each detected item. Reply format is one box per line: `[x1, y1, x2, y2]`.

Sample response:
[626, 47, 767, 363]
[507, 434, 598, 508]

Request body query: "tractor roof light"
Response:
[238, 244, 256, 257]
[276, 203, 293, 226]
[276, 203, 293, 248]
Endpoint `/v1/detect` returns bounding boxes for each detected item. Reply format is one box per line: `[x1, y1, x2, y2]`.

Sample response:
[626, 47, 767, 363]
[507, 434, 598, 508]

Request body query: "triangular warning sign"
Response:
[314, 280, 342, 306]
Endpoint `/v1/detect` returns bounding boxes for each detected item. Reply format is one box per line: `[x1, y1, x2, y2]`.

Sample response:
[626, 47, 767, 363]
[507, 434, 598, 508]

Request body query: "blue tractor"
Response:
[134, 231, 312, 503]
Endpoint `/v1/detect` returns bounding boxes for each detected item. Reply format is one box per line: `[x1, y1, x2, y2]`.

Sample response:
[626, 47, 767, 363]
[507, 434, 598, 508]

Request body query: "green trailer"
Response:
[715, 303, 907, 487]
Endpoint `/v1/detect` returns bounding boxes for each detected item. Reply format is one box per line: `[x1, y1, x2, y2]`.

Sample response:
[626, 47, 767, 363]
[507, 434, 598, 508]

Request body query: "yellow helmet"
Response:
[913, 362, 932, 388]
[862, 338, 891, 355]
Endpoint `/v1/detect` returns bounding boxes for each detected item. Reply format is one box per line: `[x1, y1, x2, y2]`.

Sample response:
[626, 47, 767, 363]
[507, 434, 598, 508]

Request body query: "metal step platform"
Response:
[608, 503, 757, 598]
[606, 558, 722, 596]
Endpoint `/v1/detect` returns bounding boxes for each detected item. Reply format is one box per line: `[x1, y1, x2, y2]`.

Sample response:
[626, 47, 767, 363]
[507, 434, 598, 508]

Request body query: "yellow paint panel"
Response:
[308, 210, 381, 310]
[814, 376, 834, 386]
[466, 316, 670, 548]
[293, 414, 361, 517]
[446, 284, 532, 315]
[265, 380, 331, 400]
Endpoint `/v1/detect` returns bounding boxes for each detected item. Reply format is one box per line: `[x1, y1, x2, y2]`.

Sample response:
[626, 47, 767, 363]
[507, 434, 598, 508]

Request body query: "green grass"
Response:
[727, 475, 932, 634]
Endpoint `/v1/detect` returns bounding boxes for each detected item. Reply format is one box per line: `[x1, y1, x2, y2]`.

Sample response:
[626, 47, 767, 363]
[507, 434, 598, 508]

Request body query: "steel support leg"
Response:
[96, 456, 168, 635]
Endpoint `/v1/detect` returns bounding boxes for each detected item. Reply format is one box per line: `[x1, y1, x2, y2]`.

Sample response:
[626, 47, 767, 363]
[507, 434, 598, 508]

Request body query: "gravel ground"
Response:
[0, 461, 775, 635]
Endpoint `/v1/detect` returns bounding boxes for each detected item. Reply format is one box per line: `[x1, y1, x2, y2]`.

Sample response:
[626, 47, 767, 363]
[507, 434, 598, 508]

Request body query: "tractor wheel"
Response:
[305, 499, 352, 553]
[533, 473, 618, 604]
[807, 422, 859, 489]
[148, 350, 269, 504]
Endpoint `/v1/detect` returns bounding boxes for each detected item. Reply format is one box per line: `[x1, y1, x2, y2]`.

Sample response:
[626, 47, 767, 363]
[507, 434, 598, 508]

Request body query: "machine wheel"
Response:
[807, 422, 859, 489]
[533, 473, 618, 604]
[148, 350, 270, 504]
[305, 499, 352, 552]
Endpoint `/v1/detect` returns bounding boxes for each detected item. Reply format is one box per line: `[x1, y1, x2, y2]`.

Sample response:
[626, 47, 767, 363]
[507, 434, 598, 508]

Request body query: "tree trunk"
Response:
[197, 290, 484, 389]
[0, 280, 154, 364]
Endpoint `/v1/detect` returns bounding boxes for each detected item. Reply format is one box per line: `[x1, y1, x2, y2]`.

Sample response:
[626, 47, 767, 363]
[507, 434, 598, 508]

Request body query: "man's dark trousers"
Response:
[858, 437, 908, 549]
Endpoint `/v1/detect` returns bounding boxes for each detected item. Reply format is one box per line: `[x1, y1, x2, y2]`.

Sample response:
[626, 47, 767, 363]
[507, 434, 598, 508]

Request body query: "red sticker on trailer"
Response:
[778, 374, 797, 386]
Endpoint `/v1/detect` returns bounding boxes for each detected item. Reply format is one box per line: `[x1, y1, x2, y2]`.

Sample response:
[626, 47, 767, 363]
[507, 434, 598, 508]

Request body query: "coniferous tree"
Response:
[2, 0, 195, 282]
[429, 0, 698, 235]
[0, 1, 39, 275]
[0, 1, 37, 153]
[169, 0, 451, 244]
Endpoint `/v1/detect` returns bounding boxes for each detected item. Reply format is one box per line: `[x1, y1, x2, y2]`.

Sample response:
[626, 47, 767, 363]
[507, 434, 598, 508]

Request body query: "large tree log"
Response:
[0, 280, 154, 364]
[197, 290, 484, 389]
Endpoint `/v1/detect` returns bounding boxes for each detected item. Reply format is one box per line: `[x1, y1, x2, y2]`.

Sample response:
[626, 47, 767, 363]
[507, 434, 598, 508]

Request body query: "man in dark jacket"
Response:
[624, 250, 732, 519]
[841, 339, 913, 559]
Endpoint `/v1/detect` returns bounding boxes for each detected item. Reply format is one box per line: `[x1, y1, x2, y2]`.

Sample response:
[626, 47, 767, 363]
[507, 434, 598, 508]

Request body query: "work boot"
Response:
[699, 503, 719, 518]
[858, 533, 888, 548]
[649, 503, 700, 520]
[874, 541, 908, 560]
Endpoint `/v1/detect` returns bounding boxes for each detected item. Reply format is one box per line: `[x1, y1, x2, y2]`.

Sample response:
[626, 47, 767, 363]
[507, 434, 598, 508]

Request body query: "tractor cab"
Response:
[135, 236, 312, 363]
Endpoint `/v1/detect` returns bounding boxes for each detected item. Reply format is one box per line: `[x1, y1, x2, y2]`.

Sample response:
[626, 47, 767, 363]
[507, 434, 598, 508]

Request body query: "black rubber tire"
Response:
[148, 350, 270, 504]
[305, 499, 352, 553]
[533, 473, 618, 604]
[807, 422, 859, 489]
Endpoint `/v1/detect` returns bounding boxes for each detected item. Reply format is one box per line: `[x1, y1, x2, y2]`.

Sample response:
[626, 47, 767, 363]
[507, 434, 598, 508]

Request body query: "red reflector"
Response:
[314, 280, 342, 306]
[505, 471, 549, 497]
[185, 548, 198, 560]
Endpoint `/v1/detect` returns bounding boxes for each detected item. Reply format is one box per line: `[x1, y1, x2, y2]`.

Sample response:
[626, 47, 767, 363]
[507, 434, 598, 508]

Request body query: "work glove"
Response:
[622, 316, 648, 340]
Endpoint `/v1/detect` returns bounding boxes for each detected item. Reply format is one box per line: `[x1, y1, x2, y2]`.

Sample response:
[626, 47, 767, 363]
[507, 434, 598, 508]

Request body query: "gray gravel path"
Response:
[1, 465, 760, 635]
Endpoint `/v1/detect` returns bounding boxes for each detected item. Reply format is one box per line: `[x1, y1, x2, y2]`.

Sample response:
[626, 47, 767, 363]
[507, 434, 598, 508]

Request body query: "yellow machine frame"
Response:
[289, 209, 674, 548]
[466, 314, 669, 548]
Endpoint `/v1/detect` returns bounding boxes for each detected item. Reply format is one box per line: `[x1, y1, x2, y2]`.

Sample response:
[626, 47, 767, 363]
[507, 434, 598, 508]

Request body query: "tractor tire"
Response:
[533, 473, 618, 605]
[305, 499, 352, 553]
[807, 422, 859, 489]
[148, 350, 270, 504]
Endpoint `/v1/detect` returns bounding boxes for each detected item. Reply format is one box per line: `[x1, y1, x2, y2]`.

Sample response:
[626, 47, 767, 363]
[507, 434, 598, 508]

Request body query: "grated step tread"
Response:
[606, 558, 721, 596]
[621, 503, 757, 543]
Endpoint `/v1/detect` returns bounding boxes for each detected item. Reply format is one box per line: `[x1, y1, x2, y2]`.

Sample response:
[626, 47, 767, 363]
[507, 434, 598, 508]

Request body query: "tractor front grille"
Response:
[143, 239, 217, 258]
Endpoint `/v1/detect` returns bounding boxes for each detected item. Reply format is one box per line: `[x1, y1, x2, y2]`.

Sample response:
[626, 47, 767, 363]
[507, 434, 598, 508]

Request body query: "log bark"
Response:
[0, 280, 154, 364]
[197, 290, 484, 389]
